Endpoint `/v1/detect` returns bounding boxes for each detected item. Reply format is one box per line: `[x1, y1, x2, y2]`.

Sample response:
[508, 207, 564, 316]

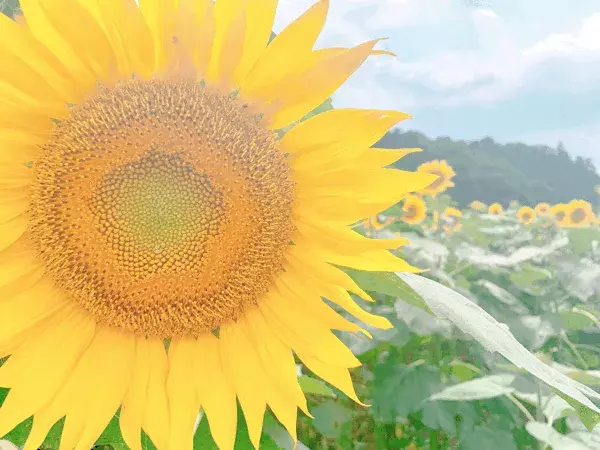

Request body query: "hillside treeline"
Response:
[378, 129, 600, 208]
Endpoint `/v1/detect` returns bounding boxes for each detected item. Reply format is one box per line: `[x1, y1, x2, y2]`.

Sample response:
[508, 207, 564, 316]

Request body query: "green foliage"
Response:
[379, 130, 600, 207]
[0, 0, 19, 18]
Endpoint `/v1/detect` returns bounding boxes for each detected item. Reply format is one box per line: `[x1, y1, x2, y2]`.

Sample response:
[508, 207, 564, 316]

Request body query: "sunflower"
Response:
[416, 159, 455, 197]
[488, 203, 503, 215]
[400, 194, 427, 225]
[534, 202, 551, 215]
[441, 207, 462, 232]
[566, 199, 595, 228]
[516, 206, 536, 225]
[469, 200, 486, 211]
[551, 203, 571, 227]
[0, 1, 436, 449]
[370, 215, 395, 230]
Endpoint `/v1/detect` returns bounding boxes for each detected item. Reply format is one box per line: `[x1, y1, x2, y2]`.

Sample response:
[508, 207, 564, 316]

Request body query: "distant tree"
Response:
[377, 129, 600, 207]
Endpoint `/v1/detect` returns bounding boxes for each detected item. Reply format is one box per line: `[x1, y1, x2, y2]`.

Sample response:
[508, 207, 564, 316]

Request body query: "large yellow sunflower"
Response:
[416, 159, 455, 197]
[566, 199, 595, 228]
[488, 203, 503, 216]
[400, 194, 427, 225]
[551, 203, 571, 227]
[534, 202, 551, 215]
[516, 206, 536, 224]
[0, 1, 435, 449]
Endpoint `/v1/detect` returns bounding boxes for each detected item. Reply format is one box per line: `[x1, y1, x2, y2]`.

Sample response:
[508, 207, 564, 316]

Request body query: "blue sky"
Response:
[274, 0, 600, 167]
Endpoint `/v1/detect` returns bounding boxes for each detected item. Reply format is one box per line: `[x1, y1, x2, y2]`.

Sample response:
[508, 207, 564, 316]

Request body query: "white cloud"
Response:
[523, 13, 600, 56]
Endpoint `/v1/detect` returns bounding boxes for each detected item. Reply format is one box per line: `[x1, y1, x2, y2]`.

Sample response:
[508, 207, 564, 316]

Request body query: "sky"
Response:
[274, 0, 600, 167]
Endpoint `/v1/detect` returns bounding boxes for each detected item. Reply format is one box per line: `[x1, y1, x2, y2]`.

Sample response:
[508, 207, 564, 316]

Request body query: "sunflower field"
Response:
[1, 1, 600, 450]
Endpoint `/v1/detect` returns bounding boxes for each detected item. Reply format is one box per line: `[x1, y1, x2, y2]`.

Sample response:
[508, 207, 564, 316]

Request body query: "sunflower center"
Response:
[571, 208, 586, 223]
[425, 169, 446, 190]
[556, 211, 566, 221]
[403, 204, 417, 220]
[28, 79, 295, 338]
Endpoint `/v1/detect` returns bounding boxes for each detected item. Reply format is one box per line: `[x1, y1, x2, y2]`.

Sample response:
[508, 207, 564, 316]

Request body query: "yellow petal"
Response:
[0, 236, 45, 291]
[166, 338, 201, 450]
[275, 274, 364, 334]
[0, 214, 27, 253]
[119, 337, 150, 450]
[205, 0, 245, 86]
[138, 0, 177, 71]
[0, 188, 29, 224]
[0, 305, 94, 438]
[0, 129, 45, 164]
[195, 333, 237, 450]
[239, 0, 329, 100]
[24, 326, 135, 450]
[20, 0, 117, 86]
[89, 0, 155, 78]
[295, 147, 422, 175]
[281, 108, 410, 159]
[267, 40, 389, 129]
[304, 244, 419, 273]
[296, 354, 364, 405]
[171, 0, 213, 76]
[318, 284, 392, 330]
[294, 220, 408, 254]
[260, 292, 361, 368]
[242, 310, 310, 417]
[0, 12, 79, 102]
[142, 339, 170, 450]
[287, 248, 373, 302]
[230, 0, 279, 86]
[219, 323, 266, 449]
[221, 319, 299, 446]
[0, 277, 67, 358]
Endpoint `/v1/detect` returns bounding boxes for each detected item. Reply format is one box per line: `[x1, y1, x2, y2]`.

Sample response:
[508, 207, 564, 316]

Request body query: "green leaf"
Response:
[554, 390, 600, 432]
[195, 407, 282, 450]
[298, 375, 336, 398]
[343, 268, 432, 313]
[311, 400, 352, 439]
[373, 359, 442, 422]
[458, 425, 517, 450]
[430, 374, 516, 401]
[509, 263, 551, 287]
[560, 310, 597, 331]
[449, 360, 481, 381]
[526, 422, 591, 450]
[420, 401, 460, 435]
[94, 412, 126, 446]
[567, 228, 600, 255]
[399, 273, 600, 415]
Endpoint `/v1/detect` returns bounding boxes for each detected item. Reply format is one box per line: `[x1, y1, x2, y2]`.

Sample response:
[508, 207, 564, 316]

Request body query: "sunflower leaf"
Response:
[343, 268, 432, 313]
[398, 273, 600, 423]
[298, 375, 337, 398]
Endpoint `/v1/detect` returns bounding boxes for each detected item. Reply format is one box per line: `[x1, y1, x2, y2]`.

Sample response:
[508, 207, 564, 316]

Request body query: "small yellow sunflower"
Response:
[516, 206, 536, 224]
[551, 203, 571, 227]
[441, 207, 462, 232]
[370, 215, 395, 230]
[534, 202, 551, 215]
[488, 203, 503, 215]
[401, 194, 427, 225]
[416, 159, 456, 197]
[566, 199, 595, 228]
[469, 200, 486, 211]
[0, 1, 436, 449]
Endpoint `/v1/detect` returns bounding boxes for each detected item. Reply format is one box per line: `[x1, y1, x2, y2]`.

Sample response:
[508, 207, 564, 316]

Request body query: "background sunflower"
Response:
[416, 159, 456, 197]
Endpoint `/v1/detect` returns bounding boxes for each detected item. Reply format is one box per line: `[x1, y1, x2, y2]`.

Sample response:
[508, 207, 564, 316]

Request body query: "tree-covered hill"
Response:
[378, 129, 600, 208]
